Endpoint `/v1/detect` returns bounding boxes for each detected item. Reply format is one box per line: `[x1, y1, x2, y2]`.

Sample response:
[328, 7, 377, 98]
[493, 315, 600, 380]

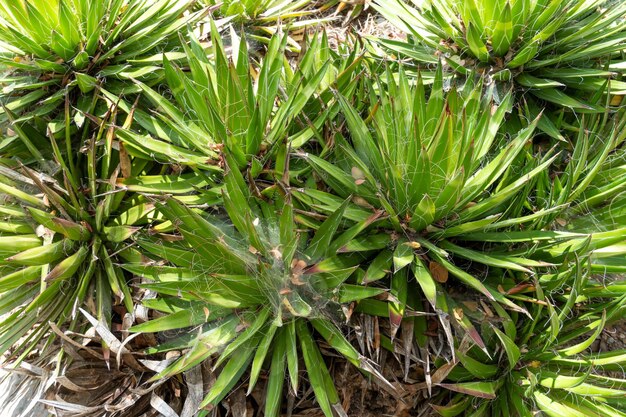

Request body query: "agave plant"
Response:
[371, 0, 626, 116]
[0, 105, 176, 361]
[114, 26, 364, 174]
[425, 121, 626, 414]
[431, 260, 626, 417]
[1, 1, 626, 415]
[533, 110, 625, 215]
[125, 165, 389, 417]
[528, 107, 626, 273]
[0, 0, 203, 158]
[293, 66, 596, 350]
[196, 0, 337, 50]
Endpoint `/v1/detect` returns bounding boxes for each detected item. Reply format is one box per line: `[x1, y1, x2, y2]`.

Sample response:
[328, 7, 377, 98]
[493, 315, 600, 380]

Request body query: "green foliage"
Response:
[0, 155, 167, 360]
[114, 27, 364, 174]
[0, 1, 626, 416]
[372, 0, 626, 113]
[295, 66, 605, 349]
[125, 169, 385, 416]
[197, 0, 336, 50]
[0, 0, 204, 127]
[434, 263, 626, 416]
[0, 0, 210, 361]
[200, 0, 329, 23]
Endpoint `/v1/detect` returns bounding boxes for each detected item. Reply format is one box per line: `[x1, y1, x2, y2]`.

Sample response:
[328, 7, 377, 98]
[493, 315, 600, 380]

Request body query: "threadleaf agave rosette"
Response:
[197, 0, 336, 50]
[372, 0, 626, 114]
[0, 158, 166, 361]
[0, 85, 206, 361]
[0, 0, 203, 135]
[433, 263, 626, 417]
[521, 107, 626, 276]
[293, 67, 591, 347]
[114, 26, 365, 173]
[126, 165, 389, 417]
[0, 1, 625, 415]
[0, 0, 219, 365]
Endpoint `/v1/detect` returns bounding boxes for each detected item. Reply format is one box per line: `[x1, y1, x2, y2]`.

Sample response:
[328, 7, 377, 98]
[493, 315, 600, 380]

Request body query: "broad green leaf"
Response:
[457, 351, 499, 379]
[533, 391, 589, 417]
[466, 22, 489, 62]
[338, 284, 386, 303]
[363, 249, 393, 283]
[248, 323, 279, 394]
[6, 239, 71, 266]
[492, 1, 513, 56]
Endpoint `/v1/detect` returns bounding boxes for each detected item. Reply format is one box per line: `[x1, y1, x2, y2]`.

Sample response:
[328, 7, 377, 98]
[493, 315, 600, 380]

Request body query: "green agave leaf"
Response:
[292, 189, 372, 223]
[298, 320, 342, 417]
[311, 318, 361, 366]
[0, 234, 41, 254]
[0, 181, 46, 208]
[393, 241, 414, 272]
[214, 307, 272, 368]
[533, 391, 589, 417]
[438, 240, 532, 273]
[466, 22, 489, 62]
[306, 197, 351, 260]
[537, 371, 588, 390]
[335, 94, 385, 176]
[0, 265, 41, 292]
[491, 1, 513, 56]
[264, 328, 286, 417]
[410, 194, 436, 231]
[354, 298, 388, 318]
[199, 333, 259, 407]
[550, 350, 626, 369]
[27, 207, 91, 241]
[565, 383, 626, 398]
[389, 267, 408, 336]
[5, 239, 73, 266]
[412, 257, 437, 308]
[246, 320, 277, 389]
[44, 245, 88, 282]
[152, 315, 241, 380]
[427, 252, 493, 301]
[492, 325, 520, 370]
[329, 211, 384, 254]
[338, 284, 386, 303]
[516, 73, 564, 88]
[439, 381, 498, 399]
[335, 233, 391, 253]
[285, 320, 299, 393]
[431, 396, 471, 417]
[102, 225, 139, 243]
[118, 173, 216, 194]
[304, 152, 360, 197]
[129, 305, 228, 333]
[531, 88, 597, 111]
[363, 249, 393, 283]
[456, 352, 499, 379]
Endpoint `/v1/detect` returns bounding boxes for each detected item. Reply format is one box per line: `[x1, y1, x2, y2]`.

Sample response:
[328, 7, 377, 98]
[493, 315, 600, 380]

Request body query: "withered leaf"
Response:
[429, 261, 448, 283]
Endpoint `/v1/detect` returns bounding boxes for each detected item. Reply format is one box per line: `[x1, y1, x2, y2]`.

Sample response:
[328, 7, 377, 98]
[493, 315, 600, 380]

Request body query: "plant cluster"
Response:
[0, 1, 625, 416]
[372, 0, 626, 138]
